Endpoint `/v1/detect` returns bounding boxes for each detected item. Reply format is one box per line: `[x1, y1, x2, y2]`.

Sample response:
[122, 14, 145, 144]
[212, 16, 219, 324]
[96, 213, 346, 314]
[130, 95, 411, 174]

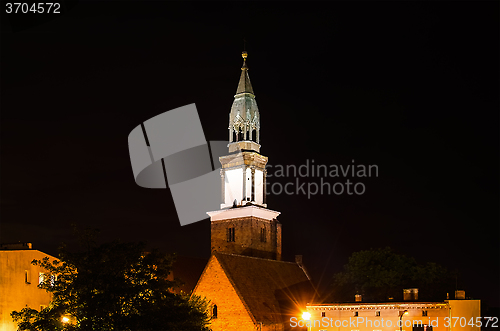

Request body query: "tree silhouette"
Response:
[330, 247, 455, 302]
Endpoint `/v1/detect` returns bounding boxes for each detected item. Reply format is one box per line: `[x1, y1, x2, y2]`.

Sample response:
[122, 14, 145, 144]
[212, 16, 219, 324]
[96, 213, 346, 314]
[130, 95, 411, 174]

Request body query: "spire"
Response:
[229, 51, 260, 148]
[236, 51, 254, 95]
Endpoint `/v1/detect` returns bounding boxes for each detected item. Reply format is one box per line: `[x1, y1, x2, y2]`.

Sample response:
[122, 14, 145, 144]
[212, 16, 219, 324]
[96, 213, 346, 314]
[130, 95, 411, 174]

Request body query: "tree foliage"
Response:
[11, 232, 211, 331]
[330, 247, 455, 302]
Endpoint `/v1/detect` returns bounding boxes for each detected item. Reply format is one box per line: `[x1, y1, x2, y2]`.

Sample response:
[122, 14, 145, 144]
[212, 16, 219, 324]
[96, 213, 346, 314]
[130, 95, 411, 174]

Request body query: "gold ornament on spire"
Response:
[241, 51, 248, 70]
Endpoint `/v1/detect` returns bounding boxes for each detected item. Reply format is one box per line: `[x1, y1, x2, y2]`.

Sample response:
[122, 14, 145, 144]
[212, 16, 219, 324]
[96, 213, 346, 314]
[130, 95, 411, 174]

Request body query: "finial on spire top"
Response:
[236, 48, 253, 93]
[241, 51, 248, 70]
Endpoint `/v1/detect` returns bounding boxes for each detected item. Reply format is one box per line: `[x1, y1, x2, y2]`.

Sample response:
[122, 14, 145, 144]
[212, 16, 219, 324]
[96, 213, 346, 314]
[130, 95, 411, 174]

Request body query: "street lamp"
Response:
[399, 310, 409, 331]
[302, 312, 312, 331]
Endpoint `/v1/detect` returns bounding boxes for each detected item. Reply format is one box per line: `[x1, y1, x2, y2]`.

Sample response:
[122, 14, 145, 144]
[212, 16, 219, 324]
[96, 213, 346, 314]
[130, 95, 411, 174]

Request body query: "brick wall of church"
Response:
[193, 257, 256, 331]
[211, 216, 281, 260]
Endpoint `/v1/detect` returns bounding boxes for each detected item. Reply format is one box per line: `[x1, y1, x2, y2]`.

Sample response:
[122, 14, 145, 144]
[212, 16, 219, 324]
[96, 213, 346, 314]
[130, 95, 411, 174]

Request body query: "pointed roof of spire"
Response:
[236, 51, 254, 95]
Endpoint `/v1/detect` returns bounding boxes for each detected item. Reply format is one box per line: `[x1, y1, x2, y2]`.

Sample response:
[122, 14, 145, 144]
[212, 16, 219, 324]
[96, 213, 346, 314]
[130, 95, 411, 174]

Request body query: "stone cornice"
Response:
[207, 205, 280, 221]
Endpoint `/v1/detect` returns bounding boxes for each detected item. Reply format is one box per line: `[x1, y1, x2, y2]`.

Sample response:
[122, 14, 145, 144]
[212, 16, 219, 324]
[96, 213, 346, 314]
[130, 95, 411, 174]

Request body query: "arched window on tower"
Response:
[212, 304, 218, 319]
[260, 226, 266, 243]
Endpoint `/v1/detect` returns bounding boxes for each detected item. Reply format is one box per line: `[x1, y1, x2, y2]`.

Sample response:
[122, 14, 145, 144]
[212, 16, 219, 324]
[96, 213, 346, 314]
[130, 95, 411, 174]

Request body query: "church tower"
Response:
[208, 51, 282, 261]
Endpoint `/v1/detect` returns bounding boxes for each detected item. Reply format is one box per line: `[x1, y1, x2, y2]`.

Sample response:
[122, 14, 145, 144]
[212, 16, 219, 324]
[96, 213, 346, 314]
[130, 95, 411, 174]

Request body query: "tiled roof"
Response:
[215, 253, 315, 324]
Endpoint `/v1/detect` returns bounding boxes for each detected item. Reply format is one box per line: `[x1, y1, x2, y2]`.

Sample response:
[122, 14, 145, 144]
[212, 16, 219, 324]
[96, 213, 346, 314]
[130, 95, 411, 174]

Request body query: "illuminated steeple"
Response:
[208, 50, 281, 261]
[228, 51, 260, 151]
[220, 51, 268, 208]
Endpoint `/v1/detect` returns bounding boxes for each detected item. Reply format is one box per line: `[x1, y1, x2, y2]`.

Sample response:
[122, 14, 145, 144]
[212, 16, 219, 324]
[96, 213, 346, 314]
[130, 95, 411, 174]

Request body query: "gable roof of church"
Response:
[211, 252, 315, 325]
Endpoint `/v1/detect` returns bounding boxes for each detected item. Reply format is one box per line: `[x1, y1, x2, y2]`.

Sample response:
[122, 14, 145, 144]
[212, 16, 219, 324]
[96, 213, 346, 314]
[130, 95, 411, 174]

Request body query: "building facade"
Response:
[194, 252, 312, 331]
[0, 243, 57, 331]
[303, 298, 480, 331]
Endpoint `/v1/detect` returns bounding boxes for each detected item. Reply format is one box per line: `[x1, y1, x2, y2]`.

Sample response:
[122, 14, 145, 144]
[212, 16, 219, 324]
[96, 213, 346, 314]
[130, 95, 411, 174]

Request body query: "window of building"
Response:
[24, 270, 31, 284]
[227, 227, 235, 242]
[422, 310, 428, 317]
[353, 311, 358, 317]
[39, 272, 45, 285]
[376, 311, 381, 316]
[321, 311, 326, 317]
[413, 323, 433, 331]
[212, 304, 218, 319]
[260, 227, 266, 242]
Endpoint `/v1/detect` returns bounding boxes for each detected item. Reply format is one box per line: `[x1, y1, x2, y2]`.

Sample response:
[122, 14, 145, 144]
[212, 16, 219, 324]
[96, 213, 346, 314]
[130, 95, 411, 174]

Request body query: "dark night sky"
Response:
[1, 2, 498, 308]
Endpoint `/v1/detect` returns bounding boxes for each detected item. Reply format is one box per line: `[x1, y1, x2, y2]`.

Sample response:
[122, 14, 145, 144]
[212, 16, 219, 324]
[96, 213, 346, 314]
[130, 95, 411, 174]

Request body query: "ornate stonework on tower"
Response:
[208, 52, 282, 261]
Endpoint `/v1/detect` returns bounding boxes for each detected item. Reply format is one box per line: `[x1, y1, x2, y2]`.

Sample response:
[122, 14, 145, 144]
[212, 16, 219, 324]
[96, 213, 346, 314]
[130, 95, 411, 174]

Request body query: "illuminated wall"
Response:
[193, 255, 256, 331]
[0, 249, 57, 331]
[305, 301, 481, 331]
